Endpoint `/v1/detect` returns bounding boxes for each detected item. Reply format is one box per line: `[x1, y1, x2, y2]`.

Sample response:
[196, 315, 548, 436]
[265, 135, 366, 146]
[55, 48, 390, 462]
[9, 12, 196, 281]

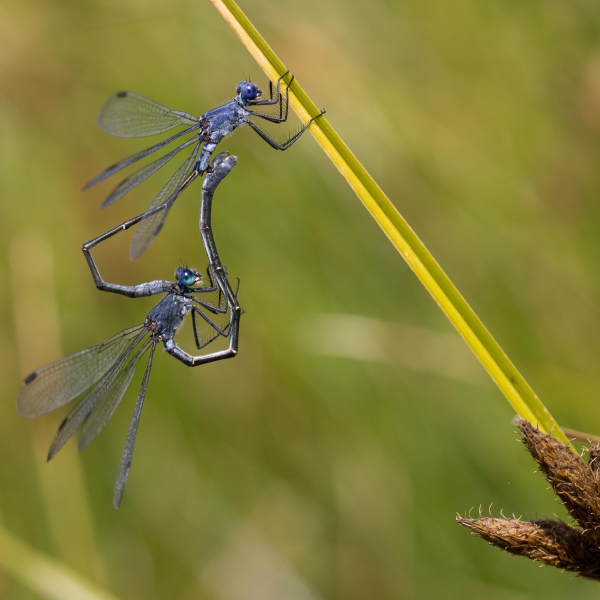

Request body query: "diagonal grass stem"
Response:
[210, 0, 571, 447]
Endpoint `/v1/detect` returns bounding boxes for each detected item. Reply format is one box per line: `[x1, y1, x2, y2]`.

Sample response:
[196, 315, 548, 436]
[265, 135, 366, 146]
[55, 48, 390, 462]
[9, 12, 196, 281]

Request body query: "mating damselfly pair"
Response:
[18, 75, 324, 507]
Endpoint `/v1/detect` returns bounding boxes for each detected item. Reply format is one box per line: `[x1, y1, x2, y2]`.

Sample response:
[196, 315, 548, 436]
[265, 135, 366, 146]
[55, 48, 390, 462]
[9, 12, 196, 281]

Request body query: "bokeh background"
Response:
[2, 0, 600, 598]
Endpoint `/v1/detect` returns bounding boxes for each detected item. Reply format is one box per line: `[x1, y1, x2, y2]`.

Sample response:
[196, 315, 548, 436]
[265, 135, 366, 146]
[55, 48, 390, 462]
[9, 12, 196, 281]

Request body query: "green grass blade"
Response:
[210, 0, 571, 447]
[0, 525, 120, 600]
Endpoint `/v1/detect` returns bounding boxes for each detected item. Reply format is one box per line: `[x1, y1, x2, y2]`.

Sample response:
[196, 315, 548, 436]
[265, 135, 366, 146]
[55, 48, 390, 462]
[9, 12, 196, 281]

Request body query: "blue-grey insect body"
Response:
[147, 290, 195, 344]
[196, 100, 247, 171]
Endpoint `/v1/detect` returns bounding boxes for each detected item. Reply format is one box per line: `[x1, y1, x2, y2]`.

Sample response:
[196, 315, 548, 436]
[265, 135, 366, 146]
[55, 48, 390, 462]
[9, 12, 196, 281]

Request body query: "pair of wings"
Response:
[17, 293, 230, 507]
[84, 92, 203, 259]
[18, 325, 151, 507]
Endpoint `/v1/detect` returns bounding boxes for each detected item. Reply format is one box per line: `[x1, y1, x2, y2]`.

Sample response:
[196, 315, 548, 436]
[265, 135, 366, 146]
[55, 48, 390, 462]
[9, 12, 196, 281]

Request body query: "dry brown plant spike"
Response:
[457, 419, 600, 581]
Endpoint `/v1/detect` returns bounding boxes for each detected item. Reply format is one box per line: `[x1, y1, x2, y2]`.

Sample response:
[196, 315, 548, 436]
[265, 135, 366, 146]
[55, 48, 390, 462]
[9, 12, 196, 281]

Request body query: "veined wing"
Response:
[194, 265, 241, 313]
[78, 338, 154, 453]
[191, 267, 239, 315]
[129, 141, 201, 259]
[100, 137, 198, 209]
[82, 124, 200, 191]
[191, 307, 230, 351]
[17, 325, 146, 418]
[97, 91, 198, 138]
[113, 342, 156, 509]
[47, 330, 150, 461]
[190, 270, 240, 347]
[192, 287, 227, 314]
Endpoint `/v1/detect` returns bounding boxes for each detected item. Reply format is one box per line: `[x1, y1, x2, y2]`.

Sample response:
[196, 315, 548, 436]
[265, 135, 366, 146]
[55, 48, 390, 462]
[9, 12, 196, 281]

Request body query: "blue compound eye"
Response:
[176, 268, 196, 286]
[240, 82, 258, 100]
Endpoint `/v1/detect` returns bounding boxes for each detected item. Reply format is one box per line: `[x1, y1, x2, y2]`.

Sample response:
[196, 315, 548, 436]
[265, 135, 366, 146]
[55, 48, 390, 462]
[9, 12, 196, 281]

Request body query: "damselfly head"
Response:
[175, 267, 201, 287]
[237, 81, 261, 103]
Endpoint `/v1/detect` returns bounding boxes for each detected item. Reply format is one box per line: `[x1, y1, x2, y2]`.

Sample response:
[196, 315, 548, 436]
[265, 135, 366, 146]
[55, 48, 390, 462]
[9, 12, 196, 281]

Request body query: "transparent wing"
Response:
[113, 342, 156, 509]
[82, 124, 200, 191]
[129, 141, 201, 259]
[189, 273, 240, 349]
[78, 338, 154, 453]
[193, 287, 228, 314]
[17, 325, 146, 418]
[199, 266, 241, 311]
[47, 331, 150, 461]
[100, 137, 198, 209]
[191, 306, 229, 350]
[97, 91, 198, 138]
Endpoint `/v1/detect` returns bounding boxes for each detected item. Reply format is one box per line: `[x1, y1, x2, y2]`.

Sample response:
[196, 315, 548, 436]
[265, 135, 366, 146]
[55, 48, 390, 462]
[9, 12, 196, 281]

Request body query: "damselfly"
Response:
[84, 73, 325, 259]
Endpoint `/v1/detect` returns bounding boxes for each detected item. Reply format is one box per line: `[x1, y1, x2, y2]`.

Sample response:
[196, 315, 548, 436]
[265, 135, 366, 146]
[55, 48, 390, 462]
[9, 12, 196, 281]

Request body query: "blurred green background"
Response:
[2, 0, 600, 597]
